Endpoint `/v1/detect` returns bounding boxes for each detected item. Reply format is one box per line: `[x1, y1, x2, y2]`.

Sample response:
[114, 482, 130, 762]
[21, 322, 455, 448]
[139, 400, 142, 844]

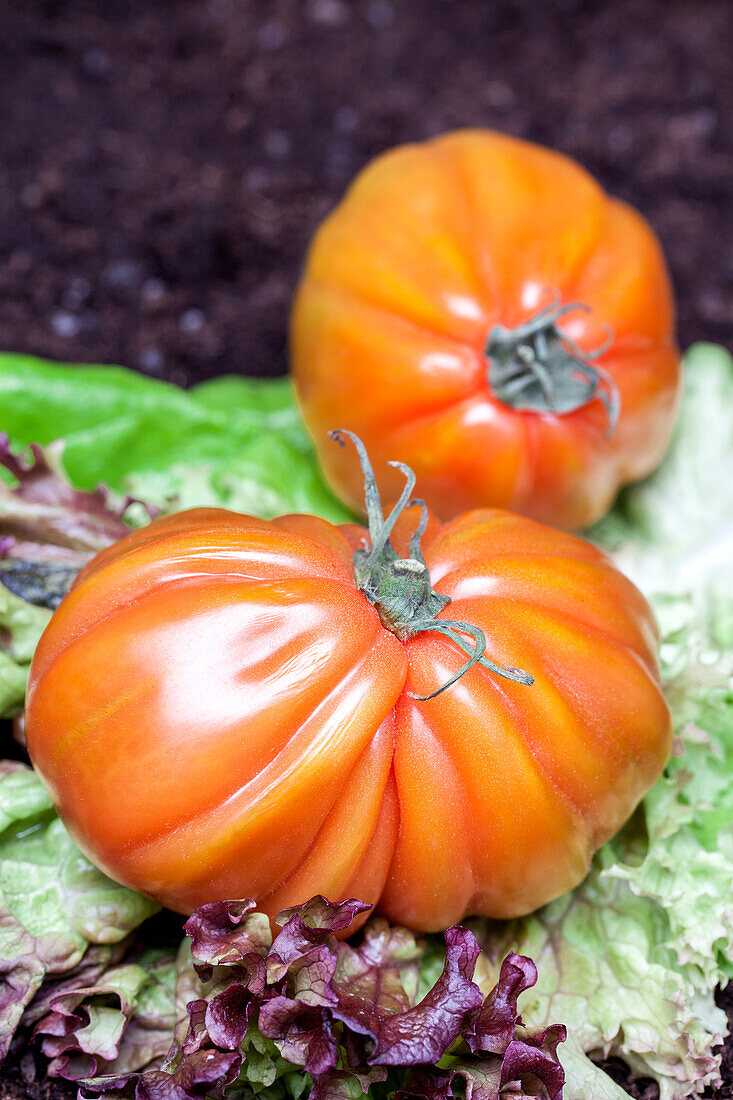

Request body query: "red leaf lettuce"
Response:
[0, 436, 156, 609]
[80, 896, 565, 1100]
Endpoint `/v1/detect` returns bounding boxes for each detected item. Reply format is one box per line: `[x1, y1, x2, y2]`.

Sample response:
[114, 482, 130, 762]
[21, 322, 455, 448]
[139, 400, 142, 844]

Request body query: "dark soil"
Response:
[1, 0, 732, 388]
[1, 0, 732, 1097]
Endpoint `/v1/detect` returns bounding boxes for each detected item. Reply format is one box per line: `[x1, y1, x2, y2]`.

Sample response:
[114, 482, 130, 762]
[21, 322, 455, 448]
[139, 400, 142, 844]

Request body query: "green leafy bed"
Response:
[0, 345, 732, 1099]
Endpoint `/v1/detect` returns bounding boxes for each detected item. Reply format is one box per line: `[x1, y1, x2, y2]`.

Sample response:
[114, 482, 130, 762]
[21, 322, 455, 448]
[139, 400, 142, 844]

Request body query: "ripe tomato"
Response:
[291, 129, 680, 530]
[25, 437, 671, 931]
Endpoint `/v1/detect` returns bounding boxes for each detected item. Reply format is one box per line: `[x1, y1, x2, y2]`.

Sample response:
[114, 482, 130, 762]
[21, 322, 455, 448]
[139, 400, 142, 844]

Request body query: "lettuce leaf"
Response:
[81, 895, 565, 1100]
[30, 949, 176, 1079]
[0, 435, 156, 611]
[1, 344, 733, 1099]
[0, 586, 50, 718]
[0, 354, 351, 523]
[0, 763, 159, 1062]
[590, 342, 733, 644]
[475, 841, 725, 1099]
[469, 615, 731, 1100]
[610, 623, 733, 991]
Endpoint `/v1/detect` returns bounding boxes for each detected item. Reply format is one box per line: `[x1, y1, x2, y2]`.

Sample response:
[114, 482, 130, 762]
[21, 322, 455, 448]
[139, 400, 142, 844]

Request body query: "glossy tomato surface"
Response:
[291, 129, 681, 530]
[26, 505, 671, 931]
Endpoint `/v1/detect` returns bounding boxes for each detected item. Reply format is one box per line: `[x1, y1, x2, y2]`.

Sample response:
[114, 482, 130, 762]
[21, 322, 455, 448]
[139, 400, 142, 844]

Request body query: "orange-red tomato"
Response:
[25, 489, 671, 932]
[291, 129, 681, 530]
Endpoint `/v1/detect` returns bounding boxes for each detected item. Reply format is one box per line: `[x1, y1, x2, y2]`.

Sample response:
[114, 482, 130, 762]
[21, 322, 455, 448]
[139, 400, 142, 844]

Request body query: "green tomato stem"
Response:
[329, 430, 534, 700]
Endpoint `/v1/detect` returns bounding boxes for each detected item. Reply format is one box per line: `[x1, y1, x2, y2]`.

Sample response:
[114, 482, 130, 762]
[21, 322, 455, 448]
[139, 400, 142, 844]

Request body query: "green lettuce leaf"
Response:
[608, 615, 733, 992]
[0, 586, 51, 717]
[471, 634, 731, 1100]
[476, 837, 726, 1099]
[0, 354, 351, 523]
[0, 763, 159, 1060]
[590, 342, 733, 645]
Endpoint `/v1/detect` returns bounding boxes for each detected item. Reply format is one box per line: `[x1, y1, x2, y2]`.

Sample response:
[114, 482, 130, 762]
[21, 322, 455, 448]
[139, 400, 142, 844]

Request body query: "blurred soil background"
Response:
[1, 0, 732, 390]
[1, 1, 732, 1097]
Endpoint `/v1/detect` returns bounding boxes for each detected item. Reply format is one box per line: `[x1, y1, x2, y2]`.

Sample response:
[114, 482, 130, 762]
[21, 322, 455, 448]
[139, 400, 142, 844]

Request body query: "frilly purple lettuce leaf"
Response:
[323, 924, 483, 1067]
[306, 917, 423, 1033]
[448, 1024, 567, 1100]
[0, 435, 156, 609]
[501, 1025, 566, 1096]
[267, 897, 372, 984]
[370, 925, 483, 1066]
[202, 984, 257, 1052]
[463, 953, 537, 1056]
[258, 997, 339, 1076]
[78, 1046, 242, 1100]
[177, 1000, 208, 1057]
[79, 896, 565, 1100]
[30, 952, 176, 1081]
[183, 899, 272, 980]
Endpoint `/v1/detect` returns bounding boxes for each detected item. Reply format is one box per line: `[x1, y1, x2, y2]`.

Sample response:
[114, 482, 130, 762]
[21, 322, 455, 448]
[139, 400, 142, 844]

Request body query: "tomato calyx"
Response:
[330, 430, 534, 700]
[485, 294, 620, 434]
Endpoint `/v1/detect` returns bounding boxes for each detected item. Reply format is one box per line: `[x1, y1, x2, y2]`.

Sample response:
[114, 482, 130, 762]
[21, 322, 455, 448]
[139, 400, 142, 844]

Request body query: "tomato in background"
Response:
[25, 437, 671, 931]
[291, 129, 680, 530]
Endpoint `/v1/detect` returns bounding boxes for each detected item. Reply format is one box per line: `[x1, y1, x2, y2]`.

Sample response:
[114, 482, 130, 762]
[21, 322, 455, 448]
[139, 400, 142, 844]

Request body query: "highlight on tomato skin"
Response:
[24, 435, 672, 934]
[290, 128, 681, 531]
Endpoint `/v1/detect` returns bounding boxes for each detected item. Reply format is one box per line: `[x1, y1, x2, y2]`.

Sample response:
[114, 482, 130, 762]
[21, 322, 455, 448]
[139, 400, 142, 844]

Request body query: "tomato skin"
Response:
[26, 505, 671, 931]
[291, 130, 681, 530]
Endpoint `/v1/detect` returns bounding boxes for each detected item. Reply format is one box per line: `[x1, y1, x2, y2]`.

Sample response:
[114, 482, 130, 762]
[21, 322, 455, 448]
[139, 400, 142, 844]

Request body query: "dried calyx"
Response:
[330, 430, 533, 700]
[486, 294, 620, 434]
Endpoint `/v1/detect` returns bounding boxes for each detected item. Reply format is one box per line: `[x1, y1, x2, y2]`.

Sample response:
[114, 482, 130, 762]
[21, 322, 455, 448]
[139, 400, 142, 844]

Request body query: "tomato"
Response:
[25, 436, 671, 932]
[291, 129, 681, 530]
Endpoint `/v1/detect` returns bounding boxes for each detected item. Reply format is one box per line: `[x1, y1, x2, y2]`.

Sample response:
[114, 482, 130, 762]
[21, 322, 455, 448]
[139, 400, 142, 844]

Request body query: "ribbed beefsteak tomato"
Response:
[292, 129, 681, 530]
[25, 435, 671, 931]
